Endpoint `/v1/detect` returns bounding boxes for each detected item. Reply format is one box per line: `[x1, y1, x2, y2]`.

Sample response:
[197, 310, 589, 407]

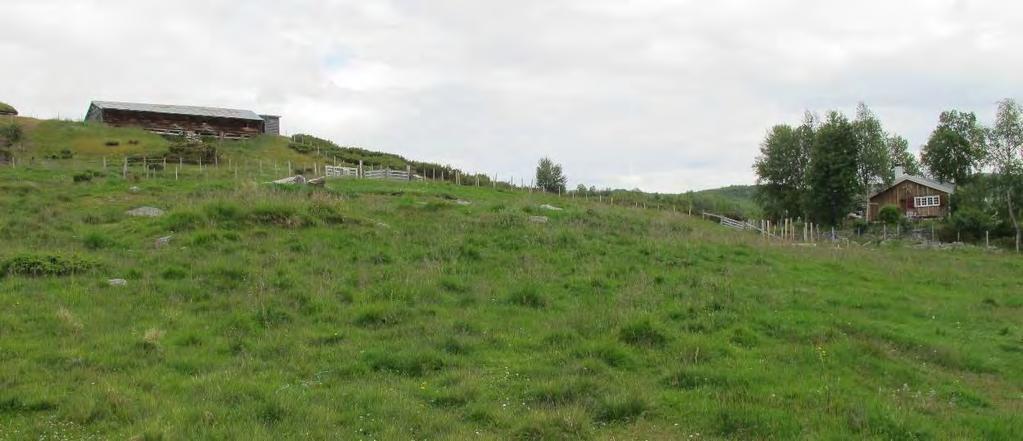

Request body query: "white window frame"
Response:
[914, 195, 940, 207]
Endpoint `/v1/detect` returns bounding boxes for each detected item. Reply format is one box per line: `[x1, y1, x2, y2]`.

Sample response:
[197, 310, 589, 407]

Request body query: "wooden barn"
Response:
[867, 170, 955, 221]
[85, 101, 280, 139]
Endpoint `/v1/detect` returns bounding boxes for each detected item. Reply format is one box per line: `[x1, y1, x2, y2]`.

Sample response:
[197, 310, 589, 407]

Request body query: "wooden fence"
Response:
[324, 165, 359, 178]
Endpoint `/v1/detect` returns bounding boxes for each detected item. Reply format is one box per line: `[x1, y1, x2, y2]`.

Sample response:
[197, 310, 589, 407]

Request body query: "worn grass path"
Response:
[0, 165, 1021, 440]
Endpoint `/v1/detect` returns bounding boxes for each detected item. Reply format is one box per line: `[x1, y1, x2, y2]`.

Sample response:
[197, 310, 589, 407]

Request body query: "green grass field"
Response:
[0, 123, 1021, 440]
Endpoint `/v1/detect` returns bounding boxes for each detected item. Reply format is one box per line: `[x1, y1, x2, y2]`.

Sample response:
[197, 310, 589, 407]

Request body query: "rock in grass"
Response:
[155, 235, 173, 248]
[455, 199, 472, 206]
[129, 186, 141, 193]
[108, 278, 128, 287]
[529, 216, 549, 224]
[539, 204, 563, 211]
[126, 207, 165, 217]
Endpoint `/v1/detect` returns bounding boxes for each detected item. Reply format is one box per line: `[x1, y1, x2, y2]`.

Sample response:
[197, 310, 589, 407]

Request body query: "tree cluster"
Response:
[753, 103, 918, 225]
[753, 99, 1023, 249]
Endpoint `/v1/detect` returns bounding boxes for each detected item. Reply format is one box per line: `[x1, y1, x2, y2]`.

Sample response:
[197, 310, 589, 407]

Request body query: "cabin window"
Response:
[914, 195, 940, 207]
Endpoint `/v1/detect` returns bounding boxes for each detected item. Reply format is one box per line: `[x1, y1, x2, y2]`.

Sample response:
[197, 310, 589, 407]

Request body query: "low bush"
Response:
[593, 394, 648, 423]
[307, 200, 347, 224]
[619, 319, 668, 347]
[353, 306, 405, 328]
[945, 207, 997, 242]
[163, 210, 205, 231]
[203, 201, 245, 223]
[82, 231, 117, 250]
[508, 286, 546, 308]
[877, 205, 902, 225]
[513, 417, 592, 441]
[249, 203, 303, 227]
[362, 350, 445, 376]
[1, 254, 96, 277]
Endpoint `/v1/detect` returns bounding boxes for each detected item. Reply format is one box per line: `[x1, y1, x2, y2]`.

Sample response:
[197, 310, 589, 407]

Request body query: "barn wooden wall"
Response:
[99, 109, 263, 139]
[868, 180, 950, 220]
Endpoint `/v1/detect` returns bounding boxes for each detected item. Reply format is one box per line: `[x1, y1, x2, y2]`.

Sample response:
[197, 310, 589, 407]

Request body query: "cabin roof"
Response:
[869, 175, 956, 199]
[90, 101, 264, 121]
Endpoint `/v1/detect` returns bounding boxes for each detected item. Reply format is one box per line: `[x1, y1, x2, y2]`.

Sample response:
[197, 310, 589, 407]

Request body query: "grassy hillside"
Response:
[0, 151, 1021, 440]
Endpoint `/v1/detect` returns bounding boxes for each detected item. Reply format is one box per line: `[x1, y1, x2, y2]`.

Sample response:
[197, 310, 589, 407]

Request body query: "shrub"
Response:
[946, 207, 996, 242]
[288, 142, 314, 154]
[249, 203, 303, 227]
[353, 306, 405, 328]
[508, 286, 546, 308]
[82, 232, 116, 250]
[0, 123, 22, 146]
[877, 205, 902, 225]
[513, 417, 591, 441]
[362, 350, 444, 376]
[163, 210, 205, 231]
[619, 320, 668, 347]
[593, 395, 648, 423]
[1, 254, 96, 277]
[307, 200, 347, 224]
[72, 172, 93, 183]
[104, 140, 120, 147]
[203, 201, 245, 223]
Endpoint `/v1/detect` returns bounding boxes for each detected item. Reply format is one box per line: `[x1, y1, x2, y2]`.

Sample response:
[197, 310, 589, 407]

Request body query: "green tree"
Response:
[754, 125, 803, 219]
[853, 103, 894, 189]
[921, 110, 987, 183]
[753, 113, 814, 219]
[987, 99, 1023, 252]
[807, 111, 861, 226]
[886, 134, 921, 176]
[535, 157, 567, 193]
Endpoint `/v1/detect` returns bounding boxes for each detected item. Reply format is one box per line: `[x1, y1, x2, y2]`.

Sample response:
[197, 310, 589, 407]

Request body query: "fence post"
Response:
[123, 156, 128, 179]
[102, 157, 106, 170]
[288, 161, 292, 175]
[986, 231, 990, 249]
[359, 160, 363, 178]
[407, 165, 412, 181]
[175, 166, 179, 181]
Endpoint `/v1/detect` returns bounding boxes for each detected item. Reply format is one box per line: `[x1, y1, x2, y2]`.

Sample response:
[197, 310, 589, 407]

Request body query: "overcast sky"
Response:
[2, 1, 1021, 191]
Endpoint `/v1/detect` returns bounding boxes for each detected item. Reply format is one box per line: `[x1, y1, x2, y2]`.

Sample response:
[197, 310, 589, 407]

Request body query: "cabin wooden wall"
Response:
[868, 180, 950, 220]
[99, 109, 263, 139]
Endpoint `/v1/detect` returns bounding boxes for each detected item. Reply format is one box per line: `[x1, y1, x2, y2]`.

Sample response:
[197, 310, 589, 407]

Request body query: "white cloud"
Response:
[2, 0, 1022, 191]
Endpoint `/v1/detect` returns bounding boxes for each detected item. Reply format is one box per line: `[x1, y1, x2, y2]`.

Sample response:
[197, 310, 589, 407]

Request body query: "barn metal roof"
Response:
[90, 101, 264, 121]
[869, 174, 956, 199]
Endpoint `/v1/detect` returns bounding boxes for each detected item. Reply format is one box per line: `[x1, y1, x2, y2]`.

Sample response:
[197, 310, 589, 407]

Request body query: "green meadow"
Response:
[0, 125, 1021, 439]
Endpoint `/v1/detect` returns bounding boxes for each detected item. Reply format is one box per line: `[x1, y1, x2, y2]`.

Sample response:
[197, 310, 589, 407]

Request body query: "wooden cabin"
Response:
[85, 101, 280, 139]
[867, 173, 955, 221]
